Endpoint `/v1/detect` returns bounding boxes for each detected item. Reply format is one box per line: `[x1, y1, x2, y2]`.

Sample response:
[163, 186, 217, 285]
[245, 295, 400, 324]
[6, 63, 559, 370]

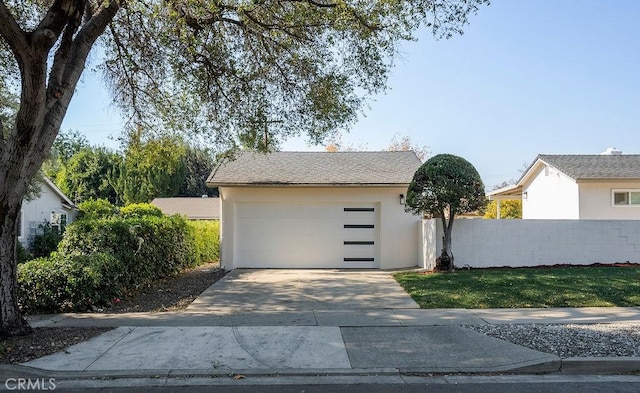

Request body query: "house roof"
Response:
[488, 154, 640, 200]
[536, 154, 640, 179]
[151, 197, 220, 220]
[43, 176, 76, 209]
[207, 151, 422, 186]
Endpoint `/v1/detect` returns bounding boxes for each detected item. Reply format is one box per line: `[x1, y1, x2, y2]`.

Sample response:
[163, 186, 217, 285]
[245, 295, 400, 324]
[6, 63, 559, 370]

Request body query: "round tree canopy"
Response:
[405, 153, 485, 217]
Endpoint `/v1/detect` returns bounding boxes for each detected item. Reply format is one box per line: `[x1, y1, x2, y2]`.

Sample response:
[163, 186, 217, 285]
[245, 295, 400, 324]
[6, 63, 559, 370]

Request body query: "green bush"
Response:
[30, 221, 63, 258]
[188, 220, 220, 263]
[78, 198, 118, 220]
[17, 242, 31, 264]
[18, 253, 123, 313]
[119, 203, 163, 219]
[58, 215, 198, 287]
[17, 213, 219, 314]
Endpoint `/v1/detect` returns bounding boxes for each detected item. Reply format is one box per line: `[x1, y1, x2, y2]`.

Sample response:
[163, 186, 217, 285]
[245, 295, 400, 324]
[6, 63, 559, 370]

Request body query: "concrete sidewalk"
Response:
[20, 307, 640, 377]
[27, 306, 640, 328]
[10, 269, 640, 380]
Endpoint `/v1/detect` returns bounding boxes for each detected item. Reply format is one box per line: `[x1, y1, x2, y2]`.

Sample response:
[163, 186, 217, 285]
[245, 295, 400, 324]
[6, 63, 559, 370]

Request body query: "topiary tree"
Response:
[405, 154, 485, 271]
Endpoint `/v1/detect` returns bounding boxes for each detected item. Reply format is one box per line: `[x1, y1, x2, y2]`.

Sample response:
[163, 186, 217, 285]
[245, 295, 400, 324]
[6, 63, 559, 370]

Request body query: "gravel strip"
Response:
[465, 323, 640, 358]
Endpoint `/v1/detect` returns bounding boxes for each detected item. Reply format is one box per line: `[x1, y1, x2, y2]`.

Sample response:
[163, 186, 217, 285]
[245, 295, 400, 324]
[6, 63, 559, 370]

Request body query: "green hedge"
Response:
[18, 214, 220, 314]
[58, 215, 198, 286]
[188, 220, 220, 263]
[77, 198, 118, 220]
[18, 253, 123, 313]
[119, 203, 163, 219]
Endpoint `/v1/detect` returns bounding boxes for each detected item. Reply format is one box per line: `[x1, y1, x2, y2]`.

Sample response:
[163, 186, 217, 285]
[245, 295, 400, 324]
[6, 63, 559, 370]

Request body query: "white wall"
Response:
[523, 165, 579, 219]
[19, 183, 77, 247]
[219, 186, 420, 270]
[419, 219, 437, 270]
[426, 218, 640, 268]
[579, 181, 640, 219]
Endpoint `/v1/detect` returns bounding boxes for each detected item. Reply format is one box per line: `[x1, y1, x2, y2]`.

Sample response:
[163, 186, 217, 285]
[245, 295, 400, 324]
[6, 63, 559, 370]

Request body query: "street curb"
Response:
[560, 357, 640, 374]
[2, 357, 640, 381]
[0, 365, 401, 381]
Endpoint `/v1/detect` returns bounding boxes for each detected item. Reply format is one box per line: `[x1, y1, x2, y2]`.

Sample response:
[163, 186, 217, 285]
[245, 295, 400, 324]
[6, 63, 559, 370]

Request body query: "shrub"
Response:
[18, 253, 123, 313]
[119, 203, 163, 219]
[18, 214, 215, 314]
[29, 221, 63, 258]
[188, 220, 220, 263]
[17, 242, 31, 264]
[57, 215, 198, 289]
[78, 198, 118, 220]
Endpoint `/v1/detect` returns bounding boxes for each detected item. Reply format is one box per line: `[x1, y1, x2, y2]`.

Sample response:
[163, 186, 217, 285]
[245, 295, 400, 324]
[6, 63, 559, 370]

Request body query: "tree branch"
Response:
[32, 0, 84, 51]
[47, 3, 85, 110]
[285, 0, 338, 8]
[0, 1, 28, 60]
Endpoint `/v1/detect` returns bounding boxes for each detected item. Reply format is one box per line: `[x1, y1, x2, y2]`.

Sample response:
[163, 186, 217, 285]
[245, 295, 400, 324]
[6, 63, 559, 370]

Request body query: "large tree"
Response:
[116, 134, 186, 204]
[405, 154, 485, 271]
[177, 146, 217, 197]
[56, 146, 122, 204]
[0, 1, 488, 335]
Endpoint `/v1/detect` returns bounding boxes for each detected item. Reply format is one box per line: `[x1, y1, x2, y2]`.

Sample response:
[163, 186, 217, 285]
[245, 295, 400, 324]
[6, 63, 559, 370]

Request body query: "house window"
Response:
[613, 190, 640, 206]
[50, 212, 68, 232]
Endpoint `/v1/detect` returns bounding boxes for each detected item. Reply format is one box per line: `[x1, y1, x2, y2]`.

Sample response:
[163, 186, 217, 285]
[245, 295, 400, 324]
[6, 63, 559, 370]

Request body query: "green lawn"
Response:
[393, 266, 640, 308]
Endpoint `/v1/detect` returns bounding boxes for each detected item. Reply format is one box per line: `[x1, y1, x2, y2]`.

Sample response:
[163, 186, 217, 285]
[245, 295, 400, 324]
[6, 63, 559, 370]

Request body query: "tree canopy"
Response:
[56, 146, 122, 204]
[405, 153, 485, 270]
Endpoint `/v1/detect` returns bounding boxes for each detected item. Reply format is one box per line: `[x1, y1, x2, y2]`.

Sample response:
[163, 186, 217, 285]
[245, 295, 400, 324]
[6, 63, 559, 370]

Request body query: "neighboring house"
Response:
[488, 150, 640, 219]
[151, 197, 220, 220]
[207, 151, 422, 270]
[19, 177, 78, 247]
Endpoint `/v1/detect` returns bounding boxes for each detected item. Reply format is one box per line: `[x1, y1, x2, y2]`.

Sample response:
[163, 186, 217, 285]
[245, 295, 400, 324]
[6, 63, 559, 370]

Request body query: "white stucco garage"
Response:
[207, 151, 422, 270]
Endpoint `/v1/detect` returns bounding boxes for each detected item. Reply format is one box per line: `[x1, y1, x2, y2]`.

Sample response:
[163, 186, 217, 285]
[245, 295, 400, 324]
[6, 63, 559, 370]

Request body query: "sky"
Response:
[61, 1, 640, 188]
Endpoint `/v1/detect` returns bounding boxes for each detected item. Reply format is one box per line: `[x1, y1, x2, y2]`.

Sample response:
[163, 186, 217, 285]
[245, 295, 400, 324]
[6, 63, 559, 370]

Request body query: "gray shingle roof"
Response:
[151, 197, 220, 220]
[207, 151, 421, 186]
[537, 154, 640, 179]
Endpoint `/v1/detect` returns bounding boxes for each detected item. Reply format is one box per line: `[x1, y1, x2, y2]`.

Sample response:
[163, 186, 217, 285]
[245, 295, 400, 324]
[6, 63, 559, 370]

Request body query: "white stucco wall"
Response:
[218, 186, 420, 270]
[419, 219, 437, 270]
[578, 181, 640, 219]
[19, 183, 77, 247]
[523, 165, 579, 219]
[426, 218, 640, 268]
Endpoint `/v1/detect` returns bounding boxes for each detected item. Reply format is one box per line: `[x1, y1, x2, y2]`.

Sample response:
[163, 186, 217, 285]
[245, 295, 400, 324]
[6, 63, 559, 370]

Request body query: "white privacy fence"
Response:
[419, 218, 640, 270]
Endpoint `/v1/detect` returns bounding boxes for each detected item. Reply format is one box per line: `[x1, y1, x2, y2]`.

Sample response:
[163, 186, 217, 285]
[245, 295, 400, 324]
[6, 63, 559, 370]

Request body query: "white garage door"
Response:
[235, 203, 378, 268]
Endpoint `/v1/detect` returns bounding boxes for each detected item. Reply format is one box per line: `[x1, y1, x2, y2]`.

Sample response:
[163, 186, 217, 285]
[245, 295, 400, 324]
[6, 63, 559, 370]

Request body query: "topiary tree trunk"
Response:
[437, 206, 455, 271]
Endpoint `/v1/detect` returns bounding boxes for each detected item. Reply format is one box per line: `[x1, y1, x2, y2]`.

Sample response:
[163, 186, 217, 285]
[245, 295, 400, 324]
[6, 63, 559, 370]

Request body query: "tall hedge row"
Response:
[18, 211, 220, 314]
[189, 220, 220, 263]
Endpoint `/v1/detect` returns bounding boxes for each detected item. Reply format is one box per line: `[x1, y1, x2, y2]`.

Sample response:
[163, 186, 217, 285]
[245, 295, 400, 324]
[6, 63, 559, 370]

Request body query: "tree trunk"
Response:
[439, 207, 455, 271]
[0, 197, 30, 336]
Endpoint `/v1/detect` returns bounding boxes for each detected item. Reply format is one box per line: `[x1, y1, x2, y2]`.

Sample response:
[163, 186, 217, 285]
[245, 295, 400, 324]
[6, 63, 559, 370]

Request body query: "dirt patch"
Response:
[0, 327, 112, 364]
[1, 262, 227, 364]
[100, 262, 227, 313]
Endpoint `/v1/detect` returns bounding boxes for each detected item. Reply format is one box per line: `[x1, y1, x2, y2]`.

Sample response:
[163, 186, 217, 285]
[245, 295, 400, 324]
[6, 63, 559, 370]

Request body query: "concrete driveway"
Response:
[186, 269, 420, 313]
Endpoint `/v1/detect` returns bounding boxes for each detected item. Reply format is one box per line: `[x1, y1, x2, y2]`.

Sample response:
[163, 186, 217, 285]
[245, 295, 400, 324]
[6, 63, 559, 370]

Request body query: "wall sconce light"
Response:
[523, 191, 528, 200]
[399, 194, 405, 205]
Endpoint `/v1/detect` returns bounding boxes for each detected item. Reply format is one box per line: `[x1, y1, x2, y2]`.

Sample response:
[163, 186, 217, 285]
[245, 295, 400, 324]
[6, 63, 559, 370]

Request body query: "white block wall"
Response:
[421, 218, 640, 268]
